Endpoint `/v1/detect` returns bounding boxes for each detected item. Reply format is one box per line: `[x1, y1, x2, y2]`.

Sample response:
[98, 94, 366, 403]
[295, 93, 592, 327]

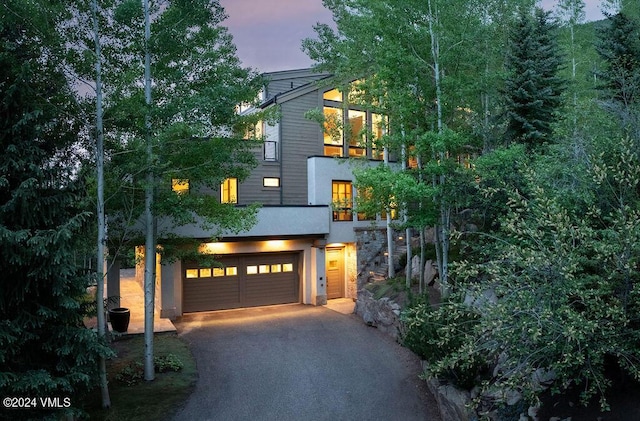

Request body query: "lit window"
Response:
[259, 265, 270, 274]
[244, 120, 264, 140]
[348, 110, 366, 157]
[185, 269, 198, 279]
[200, 268, 212, 278]
[263, 177, 280, 187]
[221, 178, 238, 204]
[246, 265, 258, 275]
[332, 181, 353, 221]
[371, 114, 387, 160]
[323, 107, 343, 156]
[323, 88, 342, 102]
[271, 264, 282, 273]
[172, 179, 189, 194]
[282, 263, 293, 272]
[225, 267, 238, 276]
[213, 267, 225, 277]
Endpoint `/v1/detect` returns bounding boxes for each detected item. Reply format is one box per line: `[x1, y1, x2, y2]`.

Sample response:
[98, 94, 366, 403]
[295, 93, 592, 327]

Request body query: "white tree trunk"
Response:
[384, 147, 395, 278]
[401, 141, 411, 289]
[143, 0, 155, 382]
[92, 0, 111, 408]
[428, 0, 449, 297]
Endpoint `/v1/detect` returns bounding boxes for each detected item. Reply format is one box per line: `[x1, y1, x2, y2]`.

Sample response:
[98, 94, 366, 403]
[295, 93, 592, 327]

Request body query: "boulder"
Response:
[426, 378, 474, 421]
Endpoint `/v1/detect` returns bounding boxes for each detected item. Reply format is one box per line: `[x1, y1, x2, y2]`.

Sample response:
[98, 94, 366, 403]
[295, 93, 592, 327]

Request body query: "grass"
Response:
[84, 333, 197, 421]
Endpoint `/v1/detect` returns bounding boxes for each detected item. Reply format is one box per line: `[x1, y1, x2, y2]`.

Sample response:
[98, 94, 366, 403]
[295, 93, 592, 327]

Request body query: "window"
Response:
[185, 269, 198, 279]
[245, 120, 264, 139]
[172, 179, 189, 194]
[282, 263, 293, 272]
[263, 177, 280, 187]
[199, 268, 212, 278]
[371, 113, 386, 160]
[332, 181, 353, 221]
[264, 141, 278, 161]
[348, 110, 366, 157]
[246, 265, 258, 275]
[323, 88, 342, 102]
[321, 83, 388, 159]
[259, 265, 270, 274]
[323, 107, 343, 156]
[221, 178, 238, 204]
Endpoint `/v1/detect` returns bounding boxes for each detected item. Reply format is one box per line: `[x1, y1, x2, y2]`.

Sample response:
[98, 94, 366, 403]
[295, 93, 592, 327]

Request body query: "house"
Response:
[113, 68, 399, 318]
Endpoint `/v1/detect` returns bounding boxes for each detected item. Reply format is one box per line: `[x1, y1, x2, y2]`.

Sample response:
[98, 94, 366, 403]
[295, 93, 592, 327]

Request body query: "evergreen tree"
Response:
[596, 12, 640, 135]
[0, 1, 112, 419]
[503, 8, 566, 150]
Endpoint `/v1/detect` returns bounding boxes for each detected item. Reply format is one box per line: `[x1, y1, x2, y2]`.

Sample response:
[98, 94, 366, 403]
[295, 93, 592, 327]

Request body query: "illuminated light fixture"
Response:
[199, 242, 231, 254]
[326, 243, 345, 248]
[264, 240, 286, 250]
[398, 236, 404, 240]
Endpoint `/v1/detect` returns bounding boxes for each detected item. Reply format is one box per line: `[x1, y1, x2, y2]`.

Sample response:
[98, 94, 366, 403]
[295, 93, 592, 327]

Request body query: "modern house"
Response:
[117, 68, 399, 318]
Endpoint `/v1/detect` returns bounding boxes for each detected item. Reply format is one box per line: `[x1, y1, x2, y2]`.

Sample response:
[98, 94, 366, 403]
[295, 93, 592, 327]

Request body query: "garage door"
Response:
[182, 253, 300, 312]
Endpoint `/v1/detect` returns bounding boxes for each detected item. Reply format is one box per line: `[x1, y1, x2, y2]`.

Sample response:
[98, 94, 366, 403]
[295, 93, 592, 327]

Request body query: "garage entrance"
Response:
[182, 252, 300, 312]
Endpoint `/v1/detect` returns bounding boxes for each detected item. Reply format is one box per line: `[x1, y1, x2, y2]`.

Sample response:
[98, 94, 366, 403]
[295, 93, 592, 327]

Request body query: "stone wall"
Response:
[355, 285, 476, 421]
[354, 288, 402, 340]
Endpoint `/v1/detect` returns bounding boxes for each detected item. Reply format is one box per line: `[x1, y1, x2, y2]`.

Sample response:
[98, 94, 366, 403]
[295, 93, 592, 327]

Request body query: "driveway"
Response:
[172, 304, 442, 421]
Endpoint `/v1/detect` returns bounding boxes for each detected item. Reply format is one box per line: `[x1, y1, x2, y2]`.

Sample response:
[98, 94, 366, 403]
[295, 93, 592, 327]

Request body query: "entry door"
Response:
[326, 248, 344, 299]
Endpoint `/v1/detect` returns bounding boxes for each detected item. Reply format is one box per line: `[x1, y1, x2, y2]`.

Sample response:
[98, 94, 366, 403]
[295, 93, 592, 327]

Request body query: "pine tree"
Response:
[596, 12, 640, 134]
[0, 1, 112, 419]
[503, 8, 566, 150]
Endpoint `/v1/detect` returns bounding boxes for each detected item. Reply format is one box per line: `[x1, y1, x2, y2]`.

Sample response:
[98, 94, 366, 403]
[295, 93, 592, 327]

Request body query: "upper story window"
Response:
[221, 178, 238, 204]
[172, 179, 189, 195]
[323, 107, 343, 157]
[348, 110, 366, 158]
[322, 84, 387, 160]
[245, 120, 264, 140]
[332, 181, 353, 221]
[323, 89, 343, 102]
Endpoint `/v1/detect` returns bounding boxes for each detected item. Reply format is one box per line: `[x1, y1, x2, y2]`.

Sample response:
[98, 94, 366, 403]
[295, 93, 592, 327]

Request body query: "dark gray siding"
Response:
[280, 90, 323, 205]
[264, 71, 329, 99]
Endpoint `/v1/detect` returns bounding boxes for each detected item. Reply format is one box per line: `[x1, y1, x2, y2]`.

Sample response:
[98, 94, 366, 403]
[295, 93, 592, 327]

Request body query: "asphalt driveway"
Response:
[172, 304, 442, 421]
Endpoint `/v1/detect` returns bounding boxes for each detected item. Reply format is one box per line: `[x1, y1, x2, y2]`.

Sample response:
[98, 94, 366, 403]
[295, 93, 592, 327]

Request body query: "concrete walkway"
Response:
[172, 305, 442, 421]
[104, 269, 176, 335]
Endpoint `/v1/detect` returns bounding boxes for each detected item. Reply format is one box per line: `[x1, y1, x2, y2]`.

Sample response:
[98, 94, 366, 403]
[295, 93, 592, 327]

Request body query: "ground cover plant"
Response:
[85, 333, 197, 421]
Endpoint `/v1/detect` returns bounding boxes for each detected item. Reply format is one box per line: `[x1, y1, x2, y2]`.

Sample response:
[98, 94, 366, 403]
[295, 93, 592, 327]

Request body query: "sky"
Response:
[220, 0, 606, 74]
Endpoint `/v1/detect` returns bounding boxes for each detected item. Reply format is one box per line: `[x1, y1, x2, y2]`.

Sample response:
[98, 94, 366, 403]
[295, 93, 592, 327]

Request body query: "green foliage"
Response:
[407, 136, 640, 410]
[596, 12, 640, 137]
[401, 301, 484, 390]
[0, 1, 113, 418]
[115, 354, 183, 386]
[72, 0, 266, 258]
[502, 8, 566, 150]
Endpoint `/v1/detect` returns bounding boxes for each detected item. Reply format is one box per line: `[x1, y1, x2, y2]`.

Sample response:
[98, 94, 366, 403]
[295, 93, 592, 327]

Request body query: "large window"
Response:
[322, 85, 387, 160]
[348, 110, 366, 157]
[332, 181, 353, 221]
[221, 178, 238, 204]
[323, 107, 343, 156]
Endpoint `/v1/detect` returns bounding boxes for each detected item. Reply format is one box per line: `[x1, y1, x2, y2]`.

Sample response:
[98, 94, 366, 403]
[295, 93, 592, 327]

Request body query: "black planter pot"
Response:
[108, 307, 130, 333]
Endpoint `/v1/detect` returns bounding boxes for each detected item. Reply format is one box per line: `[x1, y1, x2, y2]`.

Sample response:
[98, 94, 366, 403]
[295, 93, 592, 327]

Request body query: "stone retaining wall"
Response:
[355, 288, 474, 421]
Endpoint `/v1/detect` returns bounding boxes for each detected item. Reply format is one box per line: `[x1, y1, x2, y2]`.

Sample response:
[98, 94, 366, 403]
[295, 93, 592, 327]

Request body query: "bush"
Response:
[401, 300, 485, 390]
[115, 354, 184, 386]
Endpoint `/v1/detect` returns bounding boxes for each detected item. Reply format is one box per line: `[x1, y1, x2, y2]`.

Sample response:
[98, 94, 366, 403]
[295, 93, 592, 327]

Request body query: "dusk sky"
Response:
[220, 0, 606, 74]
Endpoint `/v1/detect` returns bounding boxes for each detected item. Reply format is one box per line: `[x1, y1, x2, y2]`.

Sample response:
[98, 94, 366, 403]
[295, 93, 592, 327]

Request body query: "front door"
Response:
[326, 248, 344, 299]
